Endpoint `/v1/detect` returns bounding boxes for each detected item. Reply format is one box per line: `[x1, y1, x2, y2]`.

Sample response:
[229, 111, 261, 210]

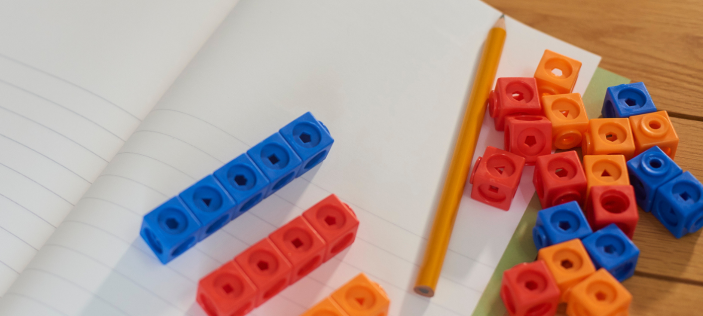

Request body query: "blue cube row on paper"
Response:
[140, 112, 334, 264]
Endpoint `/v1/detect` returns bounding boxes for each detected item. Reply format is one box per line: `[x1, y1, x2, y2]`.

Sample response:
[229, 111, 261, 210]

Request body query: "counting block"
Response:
[602, 82, 657, 119]
[533, 201, 592, 251]
[179, 175, 238, 240]
[214, 154, 270, 214]
[140, 197, 202, 264]
[533, 151, 588, 209]
[541, 93, 589, 150]
[629, 110, 679, 158]
[469, 146, 526, 210]
[583, 155, 629, 202]
[280, 112, 335, 176]
[627, 146, 682, 212]
[533, 50, 582, 96]
[301, 298, 349, 316]
[500, 261, 560, 316]
[652, 171, 703, 238]
[564, 269, 632, 316]
[586, 185, 639, 239]
[581, 118, 636, 159]
[302, 194, 360, 262]
[504, 116, 552, 165]
[330, 273, 390, 316]
[197, 261, 258, 316]
[234, 238, 293, 306]
[247, 132, 303, 197]
[487, 77, 542, 131]
[269, 216, 327, 283]
[582, 224, 639, 282]
[537, 239, 596, 301]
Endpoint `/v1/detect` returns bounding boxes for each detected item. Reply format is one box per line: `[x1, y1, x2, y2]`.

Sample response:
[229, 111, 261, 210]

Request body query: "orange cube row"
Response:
[301, 273, 390, 316]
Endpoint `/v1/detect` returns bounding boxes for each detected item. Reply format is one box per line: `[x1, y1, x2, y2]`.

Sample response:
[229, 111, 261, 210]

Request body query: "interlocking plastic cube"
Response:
[504, 116, 552, 165]
[586, 185, 639, 239]
[500, 261, 560, 316]
[533, 201, 592, 251]
[234, 238, 293, 306]
[581, 118, 636, 160]
[179, 175, 238, 240]
[564, 269, 632, 316]
[652, 171, 703, 238]
[197, 261, 258, 316]
[583, 155, 630, 202]
[268, 217, 327, 283]
[602, 82, 657, 119]
[279, 112, 335, 176]
[301, 298, 349, 316]
[533, 50, 582, 96]
[629, 110, 679, 158]
[214, 154, 270, 214]
[469, 146, 526, 210]
[247, 133, 303, 197]
[330, 273, 390, 316]
[302, 194, 359, 262]
[537, 239, 596, 301]
[487, 77, 542, 131]
[541, 93, 589, 150]
[533, 151, 588, 209]
[627, 146, 682, 212]
[140, 197, 202, 264]
[582, 224, 639, 282]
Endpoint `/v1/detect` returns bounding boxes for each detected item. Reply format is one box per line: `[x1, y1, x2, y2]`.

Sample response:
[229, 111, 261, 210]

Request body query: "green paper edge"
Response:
[471, 67, 631, 316]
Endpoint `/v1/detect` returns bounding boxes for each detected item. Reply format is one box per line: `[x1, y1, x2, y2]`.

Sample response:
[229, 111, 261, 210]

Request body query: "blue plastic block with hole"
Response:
[627, 146, 682, 212]
[178, 175, 238, 240]
[652, 171, 703, 238]
[582, 224, 639, 282]
[247, 132, 303, 197]
[140, 197, 202, 264]
[213, 153, 270, 215]
[601, 82, 657, 118]
[533, 201, 592, 250]
[279, 112, 334, 177]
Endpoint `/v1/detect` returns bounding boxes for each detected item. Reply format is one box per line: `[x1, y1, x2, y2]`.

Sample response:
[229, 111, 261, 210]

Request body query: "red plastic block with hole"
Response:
[234, 238, 293, 306]
[301, 297, 350, 316]
[533, 50, 582, 97]
[488, 77, 542, 131]
[303, 194, 359, 262]
[586, 185, 639, 239]
[331, 273, 390, 316]
[500, 261, 560, 316]
[269, 216, 327, 284]
[196, 261, 258, 316]
[504, 116, 552, 165]
[533, 151, 588, 209]
[470, 146, 526, 210]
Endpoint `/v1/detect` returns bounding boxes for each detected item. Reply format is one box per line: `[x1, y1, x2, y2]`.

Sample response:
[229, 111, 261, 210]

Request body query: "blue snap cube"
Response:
[247, 132, 302, 197]
[178, 175, 238, 240]
[627, 146, 682, 212]
[140, 197, 202, 264]
[533, 201, 592, 250]
[602, 82, 657, 118]
[279, 112, 334, 177]
[582, 224, 639, 282]
[652, 171, 703, 238]
[214, 153, 270, 215]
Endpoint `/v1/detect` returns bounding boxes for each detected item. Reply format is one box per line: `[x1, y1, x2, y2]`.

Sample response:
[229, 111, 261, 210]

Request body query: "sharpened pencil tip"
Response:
[494, 15, 506, 30]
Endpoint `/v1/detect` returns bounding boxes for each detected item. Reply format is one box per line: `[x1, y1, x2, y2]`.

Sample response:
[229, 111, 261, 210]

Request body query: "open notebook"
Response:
[0, 1, 600, 315]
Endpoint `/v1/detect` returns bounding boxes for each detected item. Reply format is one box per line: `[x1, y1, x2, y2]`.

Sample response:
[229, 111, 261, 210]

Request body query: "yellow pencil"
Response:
[414, 15, 507, 297]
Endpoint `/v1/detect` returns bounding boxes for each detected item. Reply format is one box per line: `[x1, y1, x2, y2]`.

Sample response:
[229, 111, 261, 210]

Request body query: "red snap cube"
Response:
[488, 77, 542, 131]
[504, 116, 552, 165]
[469, 146, 526, 210]
[302, 194, 359, 262]
[500, 261, 560, 316]
[533, 151, 588, 209]
[197, 261, 258, 316]
[269, 216, 327, 284]
[234, 238, 293, 306]
[586, 185, 639, 239]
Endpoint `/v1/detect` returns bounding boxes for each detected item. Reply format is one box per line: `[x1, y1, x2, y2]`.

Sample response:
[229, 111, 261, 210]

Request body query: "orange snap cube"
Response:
[234, 238, 293, 306]
[303, 194, 360, 262]
[269, 216, 327, 284]
[196, 261, 258, 316]
[331, 273, 390, 316]
[565, 269, 632, 316]
[582, 118, 636, 160]
[534, 50, 582, 96]
[541, 93, 589, 149]
[583, 155, 630, 202]
[629, 110, 679, 158]
[301, 297, 350, 316]
[537, 239, 596, 301]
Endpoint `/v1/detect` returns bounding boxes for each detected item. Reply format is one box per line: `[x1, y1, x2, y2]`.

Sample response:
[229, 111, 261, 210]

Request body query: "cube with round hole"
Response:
[279, 112, 335, 177]
[196, 261, 258, 316]
[214, 153, 270, 215]
[330, 273, 390, 316]
[586, 185, 639, 239]
[537, 239, 596, 301]
[541, 93, 589, 150]
[268, 216, 327, 284]
[247, 132, 303, 197]
[504, 116, 552, 165]
[582, 224, 639, 282]
[533, 201, 592, 251]
[533, 49, 582, 97]
[487, 77, 542, 131]
[533, 151, 588, 209]
[629, 111, 679, 158]
[179, 175, 238, 241]
[301, 298, 350, 316]
[652, 171, 703, 239]
[564, 269, 632, 316]
[302, 194, 359, 262]
[627, 146, 682, 213]
[582, 155, 630, 204]
[234, 238, 293, 306]
[581, 118, 636, 160]
[140, 197, 203, 264]
[500, 261, 560, 316]
[602, 82, 657, 119]
[469, 146, 526, 210]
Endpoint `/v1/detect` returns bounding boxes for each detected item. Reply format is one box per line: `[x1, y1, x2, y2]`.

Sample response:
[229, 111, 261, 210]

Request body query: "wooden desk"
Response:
[483, 0, 703, 315]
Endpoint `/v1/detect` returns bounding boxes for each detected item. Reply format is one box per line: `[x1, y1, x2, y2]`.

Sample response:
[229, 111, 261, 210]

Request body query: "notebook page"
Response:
[0, 0, 240, 295]
[0, 1, 600, 315]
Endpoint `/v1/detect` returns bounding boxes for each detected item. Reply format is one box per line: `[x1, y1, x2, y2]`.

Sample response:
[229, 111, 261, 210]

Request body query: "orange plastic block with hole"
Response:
[565, 269, 632, 316]
[582, 118, 636, 160]
[541, 93, 589, 149]
[301, 298, 350, 316]
[302, 194, 359, 262]
[537, 239, 596, 301]
[331, 273, 390, 316]
[234, 238, 293, 306]
[469, 146, 526, 210]
[533, 50, 582, 97]
[586, 185, 639, 239]
[488, 77, 543, 131]
[500, 261, 560, 316]
[504, 116, 552, 165]
[583, 155, 630, 203]
[269, 216, 327, 284]
[196, 261, 258, 316]
[533, 151, 588, 209]
[629, 110, 679, 158]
